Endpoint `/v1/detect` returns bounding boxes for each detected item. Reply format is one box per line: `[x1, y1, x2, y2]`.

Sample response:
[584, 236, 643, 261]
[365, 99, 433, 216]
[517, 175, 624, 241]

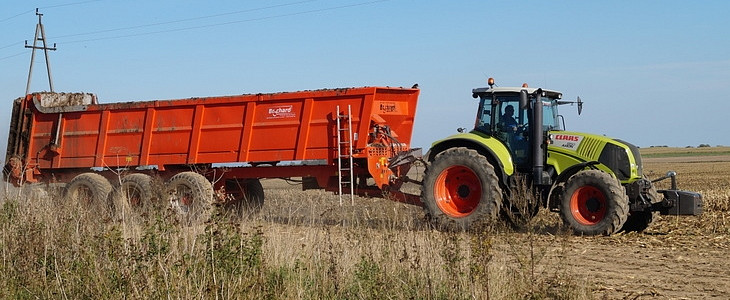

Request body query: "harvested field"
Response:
[256, 148, 730, 299]
[0, 148, 728, 299]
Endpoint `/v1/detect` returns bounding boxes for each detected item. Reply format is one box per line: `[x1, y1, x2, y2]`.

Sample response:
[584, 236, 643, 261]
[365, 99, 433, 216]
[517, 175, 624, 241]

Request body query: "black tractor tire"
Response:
[559, 170, 629, 236]
[225, 178, 265, 217]
[421, 147, 502, 231]
[65, 172, 113, 215]
[167, 171, 214, 225]
[621, 178, 661, 233]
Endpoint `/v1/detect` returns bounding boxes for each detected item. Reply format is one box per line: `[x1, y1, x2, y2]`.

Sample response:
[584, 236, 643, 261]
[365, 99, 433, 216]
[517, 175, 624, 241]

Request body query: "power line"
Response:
[41, 0, 104, 9]
[53, 0, 322, 39]
[0, 41, 24, 51]
[0, 9, 34, 23]
[2, 0, 324, 52]
[0, 0, 105, 23]
[0, 51, 27, 61]
[62, 0, 388, 45]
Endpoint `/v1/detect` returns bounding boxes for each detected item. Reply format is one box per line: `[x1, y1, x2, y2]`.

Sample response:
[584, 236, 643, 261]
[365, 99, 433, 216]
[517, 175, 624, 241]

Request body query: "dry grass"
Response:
[0, 179, 592, 299]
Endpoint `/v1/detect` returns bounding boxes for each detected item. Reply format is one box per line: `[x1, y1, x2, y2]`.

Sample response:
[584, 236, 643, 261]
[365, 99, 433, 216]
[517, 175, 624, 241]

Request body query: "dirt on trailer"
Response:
[37, 92, 96, 107]
[256, 152, 730, 299]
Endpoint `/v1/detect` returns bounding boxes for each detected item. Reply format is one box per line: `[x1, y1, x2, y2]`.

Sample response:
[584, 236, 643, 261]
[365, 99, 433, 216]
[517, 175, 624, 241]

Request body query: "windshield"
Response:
[474, 94, 527, 132]
[542, 99, 560, 131]
[474, 93, 561, 132]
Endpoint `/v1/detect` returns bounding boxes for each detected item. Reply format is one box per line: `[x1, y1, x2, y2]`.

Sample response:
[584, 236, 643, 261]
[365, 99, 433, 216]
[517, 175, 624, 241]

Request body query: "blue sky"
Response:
[2, 0, 729, 163]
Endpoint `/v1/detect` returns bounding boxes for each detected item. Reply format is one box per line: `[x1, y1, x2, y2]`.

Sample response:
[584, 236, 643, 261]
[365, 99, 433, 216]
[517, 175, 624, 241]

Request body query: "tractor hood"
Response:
[547, 131, 643, 183]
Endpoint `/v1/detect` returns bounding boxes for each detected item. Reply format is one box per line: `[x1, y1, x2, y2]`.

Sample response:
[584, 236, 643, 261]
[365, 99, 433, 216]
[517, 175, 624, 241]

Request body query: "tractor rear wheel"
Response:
[421, 147, 502, 231]
[65, 172, 113, 215]
[167, 172, 214, 225]
[560, 170, 629, 235]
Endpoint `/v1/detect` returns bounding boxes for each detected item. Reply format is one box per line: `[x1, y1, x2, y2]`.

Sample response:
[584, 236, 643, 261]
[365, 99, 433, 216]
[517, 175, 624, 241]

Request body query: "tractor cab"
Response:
[472, 82, 563, 173]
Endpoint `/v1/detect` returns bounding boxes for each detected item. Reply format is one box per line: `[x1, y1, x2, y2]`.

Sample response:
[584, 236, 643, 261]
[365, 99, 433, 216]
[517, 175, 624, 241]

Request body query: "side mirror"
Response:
[519, 90, 528, 110]
[577, 96, 583, 115]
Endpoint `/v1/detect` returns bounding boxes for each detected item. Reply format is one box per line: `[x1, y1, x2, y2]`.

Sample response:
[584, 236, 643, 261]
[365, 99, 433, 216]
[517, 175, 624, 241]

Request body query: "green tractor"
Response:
[421, 78, 702, 235]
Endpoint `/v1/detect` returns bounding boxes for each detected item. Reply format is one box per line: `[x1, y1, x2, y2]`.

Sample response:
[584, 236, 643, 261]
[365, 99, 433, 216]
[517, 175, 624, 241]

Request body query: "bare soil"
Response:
[257, 153, 730, 299]
[562, 230, 730, 299]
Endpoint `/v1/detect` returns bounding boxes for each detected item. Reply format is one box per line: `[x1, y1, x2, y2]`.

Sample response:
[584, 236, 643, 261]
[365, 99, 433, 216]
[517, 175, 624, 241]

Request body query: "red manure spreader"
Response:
[4, 87, 421, 221]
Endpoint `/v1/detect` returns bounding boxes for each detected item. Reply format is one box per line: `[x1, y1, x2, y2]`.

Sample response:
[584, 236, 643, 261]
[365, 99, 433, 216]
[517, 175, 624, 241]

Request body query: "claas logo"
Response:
[554, 134, 580, 142]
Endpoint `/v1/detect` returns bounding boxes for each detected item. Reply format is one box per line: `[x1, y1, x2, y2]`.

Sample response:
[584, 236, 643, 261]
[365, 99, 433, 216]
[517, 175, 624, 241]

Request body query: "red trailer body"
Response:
[5, 87, 421, 204]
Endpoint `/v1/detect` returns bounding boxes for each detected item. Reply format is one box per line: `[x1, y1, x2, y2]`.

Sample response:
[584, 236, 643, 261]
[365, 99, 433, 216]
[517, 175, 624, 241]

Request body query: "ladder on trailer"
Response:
[336, 105, 355, 205]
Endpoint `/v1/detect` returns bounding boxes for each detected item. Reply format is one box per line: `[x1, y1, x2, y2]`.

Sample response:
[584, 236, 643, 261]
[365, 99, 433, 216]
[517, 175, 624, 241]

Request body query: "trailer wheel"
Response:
[113, 173, 156, 213]
[560, 170, 629, 235]
[65, 172, 113, 215]
[167, 172, 214, 225]
[621, 179, 660, 232]
[225, 178, 265, 216]
[421, 147, 502, 231]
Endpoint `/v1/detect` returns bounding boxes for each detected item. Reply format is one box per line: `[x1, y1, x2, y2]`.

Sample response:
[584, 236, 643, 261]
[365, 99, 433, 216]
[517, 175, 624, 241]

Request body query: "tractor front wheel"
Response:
[421, 147, 502, 231]
[560, 170, 628, 235]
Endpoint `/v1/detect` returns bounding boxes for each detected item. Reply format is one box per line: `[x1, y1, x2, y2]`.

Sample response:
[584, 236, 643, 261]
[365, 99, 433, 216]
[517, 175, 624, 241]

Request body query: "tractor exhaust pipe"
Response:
[522, 89, 547, 186]
[532, 89, 546, 185]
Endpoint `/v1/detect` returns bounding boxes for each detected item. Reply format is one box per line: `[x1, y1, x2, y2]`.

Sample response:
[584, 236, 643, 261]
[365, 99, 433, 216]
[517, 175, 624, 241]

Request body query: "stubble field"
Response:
[0, 147, 728, 299]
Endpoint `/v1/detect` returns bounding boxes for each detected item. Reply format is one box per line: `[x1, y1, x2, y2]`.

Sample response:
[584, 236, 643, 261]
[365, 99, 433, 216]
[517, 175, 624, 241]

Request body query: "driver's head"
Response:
[504, 105, 514, 116]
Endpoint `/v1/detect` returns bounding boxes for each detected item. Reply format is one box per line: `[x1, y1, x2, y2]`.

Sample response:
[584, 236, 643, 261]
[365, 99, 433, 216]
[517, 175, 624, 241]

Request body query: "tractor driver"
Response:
[501, 104, 518, 132]
[500, 104, 528, 164]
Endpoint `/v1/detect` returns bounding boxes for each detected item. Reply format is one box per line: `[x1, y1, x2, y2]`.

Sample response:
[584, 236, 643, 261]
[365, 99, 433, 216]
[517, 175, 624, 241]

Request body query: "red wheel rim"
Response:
[570, 186, 607, 225]
[434, 165, 481, 217]
[172, 185, 194, 210]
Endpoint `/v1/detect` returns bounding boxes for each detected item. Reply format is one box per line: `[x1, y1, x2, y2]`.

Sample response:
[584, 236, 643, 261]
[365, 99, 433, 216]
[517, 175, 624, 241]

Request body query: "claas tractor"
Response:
[420, 78, 702, 235]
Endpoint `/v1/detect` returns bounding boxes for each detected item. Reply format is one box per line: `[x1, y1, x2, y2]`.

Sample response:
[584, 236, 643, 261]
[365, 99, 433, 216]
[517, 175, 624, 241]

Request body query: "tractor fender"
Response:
[426, 133, 514, 187]
[546, 161, 600, 209]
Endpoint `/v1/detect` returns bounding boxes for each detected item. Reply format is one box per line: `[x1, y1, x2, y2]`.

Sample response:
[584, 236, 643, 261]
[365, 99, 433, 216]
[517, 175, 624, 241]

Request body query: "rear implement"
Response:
[4, 87, 422, 214]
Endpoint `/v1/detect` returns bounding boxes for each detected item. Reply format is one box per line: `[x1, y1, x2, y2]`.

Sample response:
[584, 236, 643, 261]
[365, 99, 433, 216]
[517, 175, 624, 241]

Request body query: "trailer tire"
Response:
[421, 147, 502, 231]
[65, 172, 113, 215]
[560, 170, 629, 235]
[112, 173, 157, 215]
[621, 179, 660, 232]
[225, 178, 265, 216]
[167, 172, 214, 225]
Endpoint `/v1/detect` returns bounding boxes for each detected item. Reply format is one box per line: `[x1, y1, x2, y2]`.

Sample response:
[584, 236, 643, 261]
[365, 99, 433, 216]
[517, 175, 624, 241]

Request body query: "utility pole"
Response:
[25, 8, 57, 95]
